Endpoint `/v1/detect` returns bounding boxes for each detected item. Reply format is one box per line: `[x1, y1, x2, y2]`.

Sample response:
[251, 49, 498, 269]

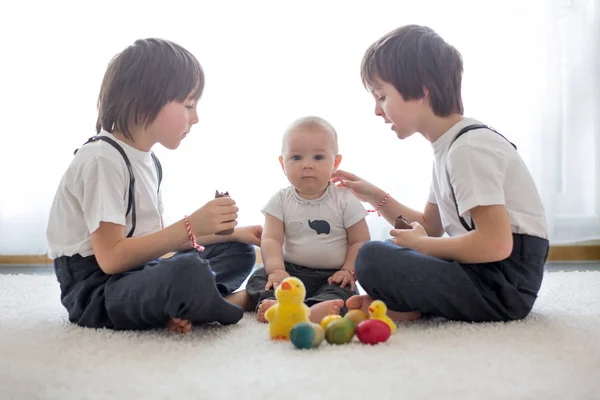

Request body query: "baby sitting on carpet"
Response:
[245, 116, 371, 323]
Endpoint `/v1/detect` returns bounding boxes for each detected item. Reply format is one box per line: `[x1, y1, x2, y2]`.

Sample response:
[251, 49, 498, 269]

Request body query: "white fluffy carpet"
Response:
[1, 271, 599, 400]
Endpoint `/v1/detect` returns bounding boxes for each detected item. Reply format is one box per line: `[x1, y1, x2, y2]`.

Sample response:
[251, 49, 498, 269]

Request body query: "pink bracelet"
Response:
[367, 193, 390, 217]
[184, 215, 205, 252]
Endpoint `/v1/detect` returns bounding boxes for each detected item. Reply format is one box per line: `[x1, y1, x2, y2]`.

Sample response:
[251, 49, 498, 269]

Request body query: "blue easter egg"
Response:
[290, 322, 316, 349]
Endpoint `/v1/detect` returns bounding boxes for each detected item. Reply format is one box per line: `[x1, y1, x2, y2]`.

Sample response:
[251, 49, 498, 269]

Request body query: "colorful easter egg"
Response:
[311, 323, 325, 347]
[325, 318, 355, 345]
[344, 309, 368, 327]
[355, 319, 391, 345]
[290, 322, 316, 349]
[320, 314, 342, 329]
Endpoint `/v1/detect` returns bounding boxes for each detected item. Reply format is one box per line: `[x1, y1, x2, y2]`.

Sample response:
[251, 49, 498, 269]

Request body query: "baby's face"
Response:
[280, 127, 339, 199]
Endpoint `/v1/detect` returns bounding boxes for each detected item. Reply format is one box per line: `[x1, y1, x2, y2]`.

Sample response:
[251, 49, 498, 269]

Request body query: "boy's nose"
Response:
[302, 163, 313, 169]
[190, 109, 199, 125]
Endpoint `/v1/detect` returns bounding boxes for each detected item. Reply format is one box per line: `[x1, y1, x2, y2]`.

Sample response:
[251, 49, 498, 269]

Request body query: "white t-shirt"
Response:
[262, 183, 368, 269]
[429, 118, 548, 239]
[46, 131, 164, 259]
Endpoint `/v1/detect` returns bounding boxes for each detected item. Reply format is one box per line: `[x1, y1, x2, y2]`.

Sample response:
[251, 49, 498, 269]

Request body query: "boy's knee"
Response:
[168, 257, 215, 288]
[355, 241, 387, 287]
[217, 242, 257, 271]
[356, 241, 386, 271]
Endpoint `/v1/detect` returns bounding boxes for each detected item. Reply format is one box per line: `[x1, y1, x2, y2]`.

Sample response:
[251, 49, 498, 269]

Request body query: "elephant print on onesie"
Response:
[308, 220, 331, 235]
[288, 221, 304, 235]
[287, 220, 332, 236]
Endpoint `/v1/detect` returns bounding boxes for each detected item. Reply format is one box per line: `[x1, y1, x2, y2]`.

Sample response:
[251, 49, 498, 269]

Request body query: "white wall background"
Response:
[0, 0, 598, 254]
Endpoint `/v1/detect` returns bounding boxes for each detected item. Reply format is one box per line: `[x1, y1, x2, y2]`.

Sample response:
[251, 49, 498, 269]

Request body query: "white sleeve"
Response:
[80, 157, 128, 233]
[341, 190, 368, 228]
[448, 141, 507, 216]
[158, 187, 164, 216]
[261, 190, 284, 222]
[428, 183, 437, 204]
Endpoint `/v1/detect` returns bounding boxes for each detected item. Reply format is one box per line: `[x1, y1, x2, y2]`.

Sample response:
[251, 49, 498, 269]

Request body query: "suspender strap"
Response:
[447, 124, 517, 232]
[74, 135, 162, 238]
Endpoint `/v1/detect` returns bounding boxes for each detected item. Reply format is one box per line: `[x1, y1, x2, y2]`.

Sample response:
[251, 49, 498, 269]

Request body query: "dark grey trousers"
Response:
[245, 262, 358, 315]
[355, 234, 549, 322]
[53, 242, 256, 330]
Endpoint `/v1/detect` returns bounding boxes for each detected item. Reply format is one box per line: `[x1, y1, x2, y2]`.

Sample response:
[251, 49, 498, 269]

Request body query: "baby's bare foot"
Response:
[257, 299, 277, 323]
[345, 295, 421, 322]
[166, 318, 192, 334]
[309, 299, 344, 323]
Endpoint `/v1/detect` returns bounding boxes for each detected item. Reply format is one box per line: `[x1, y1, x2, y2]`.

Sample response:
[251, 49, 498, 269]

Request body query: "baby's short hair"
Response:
[361, 24, 464, 117]
[96, 38, 204, 140]
[282, 116, 339, 154]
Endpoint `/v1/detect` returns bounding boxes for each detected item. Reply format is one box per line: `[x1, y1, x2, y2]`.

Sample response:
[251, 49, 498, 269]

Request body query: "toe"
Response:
[345, 295, 362, 309]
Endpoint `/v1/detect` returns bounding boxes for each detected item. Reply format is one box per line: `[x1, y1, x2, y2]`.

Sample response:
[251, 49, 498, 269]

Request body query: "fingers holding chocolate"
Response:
[394, 215, 412, 230]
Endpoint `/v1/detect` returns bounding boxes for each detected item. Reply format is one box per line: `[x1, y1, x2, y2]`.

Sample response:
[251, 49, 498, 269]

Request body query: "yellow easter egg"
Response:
[344, 309, 368, 327]
[320, 314, 342, 329]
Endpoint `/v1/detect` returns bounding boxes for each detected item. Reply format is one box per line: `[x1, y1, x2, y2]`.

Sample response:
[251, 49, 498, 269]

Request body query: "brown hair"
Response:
[96, 38, 204, 140]
[361, 25, 464, 117]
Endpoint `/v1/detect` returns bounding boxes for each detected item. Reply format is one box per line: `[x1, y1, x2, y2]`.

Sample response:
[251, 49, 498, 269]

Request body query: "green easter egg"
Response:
[311, 323, 325, 347]
[325, 318, 355, 345]
[290, 322, 316, 349]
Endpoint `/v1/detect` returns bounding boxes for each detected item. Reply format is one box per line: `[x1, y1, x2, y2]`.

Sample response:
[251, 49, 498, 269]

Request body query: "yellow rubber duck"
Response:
[265, 277, 310, 340]
[368, 300, 397, 334]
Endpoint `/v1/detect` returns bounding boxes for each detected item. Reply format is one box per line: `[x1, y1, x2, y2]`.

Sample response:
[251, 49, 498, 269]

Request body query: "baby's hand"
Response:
[265, 269, 290, 291]
[328, 269, 356, 291]
[188, 197, 238, 237]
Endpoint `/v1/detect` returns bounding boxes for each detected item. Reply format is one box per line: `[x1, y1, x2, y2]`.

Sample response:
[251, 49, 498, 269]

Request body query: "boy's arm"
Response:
[160, 217, 241, 254]
[409, 204, 513, 263]
[341, 218, 370, 273]
[92, 219, 194, 275]
[261, 214, 286, 274]
[368, 188, 444, 237]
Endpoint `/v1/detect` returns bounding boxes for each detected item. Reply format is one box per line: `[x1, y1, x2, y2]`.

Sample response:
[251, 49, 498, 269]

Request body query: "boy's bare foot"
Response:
[346, 295, 422, 322]
[257, 299, 277, 323]
[225, 290, 255, 311]
[309, 299, 344, 323]
[166, 318, 192, 334]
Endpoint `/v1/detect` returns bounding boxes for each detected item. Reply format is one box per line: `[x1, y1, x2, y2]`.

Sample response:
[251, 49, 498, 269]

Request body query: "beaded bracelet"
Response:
[184, 215, 205, 252]
[366, 193, 390, 217]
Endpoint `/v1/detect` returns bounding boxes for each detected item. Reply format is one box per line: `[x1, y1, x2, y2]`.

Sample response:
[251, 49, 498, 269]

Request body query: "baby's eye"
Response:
[378, 96, 386, 102]
[185, 105, 195, 110]
[292, 155, 302, 161]
[314, 155, 325, 160]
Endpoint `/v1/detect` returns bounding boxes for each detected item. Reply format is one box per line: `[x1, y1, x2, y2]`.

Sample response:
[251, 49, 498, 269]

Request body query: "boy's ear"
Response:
[279, 156, 286, 175]
[333, 154, 343, 171]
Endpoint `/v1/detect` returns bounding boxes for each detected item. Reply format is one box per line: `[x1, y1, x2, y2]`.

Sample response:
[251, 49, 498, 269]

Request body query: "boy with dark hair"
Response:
[334, 25, 549, 323]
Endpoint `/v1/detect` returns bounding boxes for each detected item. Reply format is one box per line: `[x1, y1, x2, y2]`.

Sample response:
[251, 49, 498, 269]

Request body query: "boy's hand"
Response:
[328, 269, 356, 291]
[231, 225, 263, 246]
[265, 269, 290, 291]
[390, 222, 427, 250]
[188, 197, 238, 237]
[331, 169, 378, 203]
